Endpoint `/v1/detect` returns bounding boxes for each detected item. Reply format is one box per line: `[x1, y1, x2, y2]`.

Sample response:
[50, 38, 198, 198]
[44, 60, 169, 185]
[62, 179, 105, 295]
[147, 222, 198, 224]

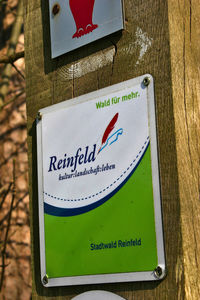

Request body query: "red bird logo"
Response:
[69, 0, 98, 38]
[98, 113, 123, 154]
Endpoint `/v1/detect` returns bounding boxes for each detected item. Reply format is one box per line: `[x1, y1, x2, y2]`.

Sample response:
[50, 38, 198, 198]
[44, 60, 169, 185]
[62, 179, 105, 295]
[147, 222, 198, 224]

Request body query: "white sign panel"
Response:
[49, 0, 124, 58]
[37, 75, 166, 287]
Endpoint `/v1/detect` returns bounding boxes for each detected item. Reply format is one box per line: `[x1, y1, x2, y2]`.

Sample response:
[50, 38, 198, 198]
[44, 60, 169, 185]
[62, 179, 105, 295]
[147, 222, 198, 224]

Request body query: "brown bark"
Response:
[168, 0, 200, 298]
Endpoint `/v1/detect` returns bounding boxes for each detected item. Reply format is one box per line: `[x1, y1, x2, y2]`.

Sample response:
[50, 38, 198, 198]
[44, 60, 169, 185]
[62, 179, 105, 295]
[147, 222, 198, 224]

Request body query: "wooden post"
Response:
[24, 0, 200, 299]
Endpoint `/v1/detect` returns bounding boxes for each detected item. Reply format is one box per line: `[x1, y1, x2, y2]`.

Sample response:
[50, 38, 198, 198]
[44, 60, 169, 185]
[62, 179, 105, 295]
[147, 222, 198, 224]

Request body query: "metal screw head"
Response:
[143, 77, 150, 87]
[37, 112, 42, 121]
[42, 275, 48, 285]
[52, 3, 60, 16]
[154, 266, 163, 279]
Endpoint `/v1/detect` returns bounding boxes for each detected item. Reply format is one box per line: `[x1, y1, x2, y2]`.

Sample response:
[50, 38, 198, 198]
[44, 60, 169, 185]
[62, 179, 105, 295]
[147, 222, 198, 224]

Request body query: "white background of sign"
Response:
[49, 0, 124, 58]
[42, 84, 148, 211]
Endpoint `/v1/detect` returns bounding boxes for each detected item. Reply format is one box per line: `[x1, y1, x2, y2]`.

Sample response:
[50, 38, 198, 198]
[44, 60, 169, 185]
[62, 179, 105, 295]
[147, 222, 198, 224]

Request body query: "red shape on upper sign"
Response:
[69, 0, 98, 38]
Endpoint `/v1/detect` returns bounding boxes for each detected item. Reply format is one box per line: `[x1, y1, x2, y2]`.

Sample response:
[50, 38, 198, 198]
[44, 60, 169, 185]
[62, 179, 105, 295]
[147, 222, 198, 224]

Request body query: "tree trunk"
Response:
[24, 0, 200, 299]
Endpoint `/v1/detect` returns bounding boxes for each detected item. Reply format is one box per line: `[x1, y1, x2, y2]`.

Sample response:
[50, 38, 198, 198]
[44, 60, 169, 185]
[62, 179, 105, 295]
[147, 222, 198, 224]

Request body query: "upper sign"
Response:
[37, 75, 166, 287]
[49, 0, 124, 58]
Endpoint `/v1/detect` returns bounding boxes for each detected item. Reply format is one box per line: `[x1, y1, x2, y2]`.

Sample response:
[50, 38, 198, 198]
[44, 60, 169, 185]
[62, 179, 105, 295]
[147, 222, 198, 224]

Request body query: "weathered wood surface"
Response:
[168, 1, 200, 299]
[24, 0, 199, 299]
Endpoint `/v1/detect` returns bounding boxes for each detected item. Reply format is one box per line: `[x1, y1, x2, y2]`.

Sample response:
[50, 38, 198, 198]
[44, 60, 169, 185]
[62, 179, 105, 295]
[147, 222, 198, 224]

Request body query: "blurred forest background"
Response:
[0, 0, 32, 299]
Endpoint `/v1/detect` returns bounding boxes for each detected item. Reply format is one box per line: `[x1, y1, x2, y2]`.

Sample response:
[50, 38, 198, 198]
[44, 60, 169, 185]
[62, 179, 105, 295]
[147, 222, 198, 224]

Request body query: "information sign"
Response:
[37, 75, 166, 287]
[49, 0, 124, 58]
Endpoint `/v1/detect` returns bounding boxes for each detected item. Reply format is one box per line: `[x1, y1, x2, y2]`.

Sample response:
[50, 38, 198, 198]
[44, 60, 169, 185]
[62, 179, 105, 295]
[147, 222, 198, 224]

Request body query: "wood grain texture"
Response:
[168, 0, 200, 299]
[23, 0, 193, 298]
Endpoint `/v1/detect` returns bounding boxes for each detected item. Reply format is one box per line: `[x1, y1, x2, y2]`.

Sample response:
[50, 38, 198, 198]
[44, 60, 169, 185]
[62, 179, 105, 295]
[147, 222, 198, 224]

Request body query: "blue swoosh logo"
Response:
[99, 128, 123, 153]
